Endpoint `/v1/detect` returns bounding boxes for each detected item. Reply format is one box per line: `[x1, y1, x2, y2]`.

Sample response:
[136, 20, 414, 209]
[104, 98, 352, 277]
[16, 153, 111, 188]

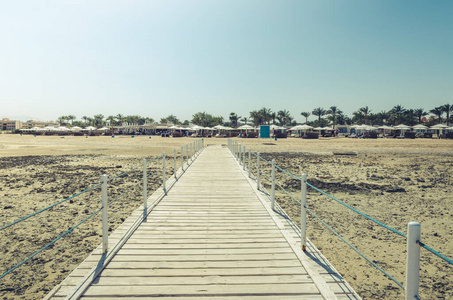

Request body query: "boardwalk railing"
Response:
[228, 139, 452, 300]
[0, 139, 204, 283]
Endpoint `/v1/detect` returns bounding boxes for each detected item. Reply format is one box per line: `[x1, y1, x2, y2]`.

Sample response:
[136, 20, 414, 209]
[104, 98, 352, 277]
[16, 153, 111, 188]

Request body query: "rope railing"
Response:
[0, 206, 103, 279]
[305, 181, 407, 238]
[228, 138, 452, 300]
[0, 182, 102, 231]
[0, 138, 205, 283]
[305, 206, 405, 289]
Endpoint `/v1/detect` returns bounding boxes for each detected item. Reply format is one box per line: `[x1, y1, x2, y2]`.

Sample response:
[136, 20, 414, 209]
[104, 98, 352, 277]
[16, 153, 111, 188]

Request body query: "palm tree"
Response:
[414, 108, 427, 124]
[300, 112, 311, 124]
[116, 114, 125, 125]
[312, 107, 326, 125]
[441, 104, 452, 125]
[352, 110, 365, 124]
[389, 105, 406, 125]
[277, 110, 291, 126]
[259, 107, 273, 124]
[239, 117, 248, 125]
[229, 112, 239, 128]
[326, 106, 343, 130]
[376, 111, 388, 126]
[358, 106, 371, 124]
[107, 115, 115, 127]
[82, 116, 88, 125]
[430, 106, 444, 124]
[250, 110, 262, 127]
[93, 114, 104, 127]
[270, 112, 276, 125]
[405, 109, 417, 126]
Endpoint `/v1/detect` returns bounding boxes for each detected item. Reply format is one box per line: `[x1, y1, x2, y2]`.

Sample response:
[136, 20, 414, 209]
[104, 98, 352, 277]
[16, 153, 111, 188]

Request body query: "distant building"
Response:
[23, 120, 60, 129]
[1, 118, 22, 131]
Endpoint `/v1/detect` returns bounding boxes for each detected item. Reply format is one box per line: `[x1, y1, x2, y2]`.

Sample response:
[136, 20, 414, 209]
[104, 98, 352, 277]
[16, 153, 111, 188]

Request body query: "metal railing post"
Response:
[163, 153, 166, 195]
[181, 146, 184, 172]
[248, 148, 251, 178]
[271, 159, 276, 210]
[406, 222, 421, 300]
[143, 159, 147, 220]
[301, 173, 307, 251]
[257, 152, 260, 190]
[101, 174, 108, 254]
[174, 149, 177, 178]
[242, 146, 246, 170]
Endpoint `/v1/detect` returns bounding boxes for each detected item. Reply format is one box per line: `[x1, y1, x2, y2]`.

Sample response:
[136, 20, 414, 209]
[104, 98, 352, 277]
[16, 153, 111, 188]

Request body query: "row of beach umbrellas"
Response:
[21, 126, 110, 132]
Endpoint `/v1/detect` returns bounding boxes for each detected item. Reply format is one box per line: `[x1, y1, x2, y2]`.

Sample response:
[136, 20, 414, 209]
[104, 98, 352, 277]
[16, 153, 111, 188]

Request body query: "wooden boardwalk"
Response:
[47, 144, 360, 299]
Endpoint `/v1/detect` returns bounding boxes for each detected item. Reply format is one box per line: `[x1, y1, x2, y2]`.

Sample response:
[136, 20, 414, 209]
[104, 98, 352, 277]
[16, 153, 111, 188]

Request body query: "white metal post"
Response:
[174, 149, 177, 178]
[406, 222, 421, 300]
[301, 173, 307, 251]
[101, 174, 108, 254]
[257, 152, 260, 190]
[271, 159, 276, 210]
[143, 159, 147, 220]
[248, 148, 251, 178]
[181, 146, 184, 172]
[242, 146, 246, 170]
[163, 153, 166, 195]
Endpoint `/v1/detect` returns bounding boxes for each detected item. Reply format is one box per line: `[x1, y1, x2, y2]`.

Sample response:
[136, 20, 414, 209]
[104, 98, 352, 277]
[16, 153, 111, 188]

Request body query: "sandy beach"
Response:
[0, 135, 451, 299]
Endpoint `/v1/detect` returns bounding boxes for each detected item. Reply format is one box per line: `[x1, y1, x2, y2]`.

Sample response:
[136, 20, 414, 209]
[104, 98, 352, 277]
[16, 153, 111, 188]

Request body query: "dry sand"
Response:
[0, 134, 452, 299]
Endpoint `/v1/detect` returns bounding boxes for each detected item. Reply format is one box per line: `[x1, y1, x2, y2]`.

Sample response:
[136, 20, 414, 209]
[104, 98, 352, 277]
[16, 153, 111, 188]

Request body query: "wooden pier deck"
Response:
[47, 144, 360, 299]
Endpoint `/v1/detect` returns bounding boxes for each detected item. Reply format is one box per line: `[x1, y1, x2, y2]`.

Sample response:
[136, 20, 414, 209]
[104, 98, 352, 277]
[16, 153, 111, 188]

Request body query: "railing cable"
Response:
[0, 183, 102, 231]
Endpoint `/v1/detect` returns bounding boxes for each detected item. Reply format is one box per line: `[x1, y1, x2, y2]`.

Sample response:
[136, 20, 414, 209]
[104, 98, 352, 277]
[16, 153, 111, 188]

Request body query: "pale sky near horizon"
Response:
[1, 0, 452, 123]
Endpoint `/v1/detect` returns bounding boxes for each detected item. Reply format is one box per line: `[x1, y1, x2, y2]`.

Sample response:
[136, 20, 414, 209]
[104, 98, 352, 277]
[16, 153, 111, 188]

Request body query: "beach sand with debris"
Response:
[0, 135, 451, 299]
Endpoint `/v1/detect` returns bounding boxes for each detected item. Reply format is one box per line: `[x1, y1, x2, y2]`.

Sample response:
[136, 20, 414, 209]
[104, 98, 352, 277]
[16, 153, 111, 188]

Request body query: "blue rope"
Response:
[305, 181, 407, 238]
[418, 241, 453, 266]
[0, 206, 102, 279]
[259, 156, 272, 165]
[0, 183, 102, 232]
[274, 181, 301, 205]
[305, 206, 405, 290]
[275, 164, 302, 181]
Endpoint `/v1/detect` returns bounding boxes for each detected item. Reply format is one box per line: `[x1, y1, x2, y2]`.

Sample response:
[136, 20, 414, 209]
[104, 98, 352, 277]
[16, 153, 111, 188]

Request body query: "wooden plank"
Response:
[81, 283, 322, 297]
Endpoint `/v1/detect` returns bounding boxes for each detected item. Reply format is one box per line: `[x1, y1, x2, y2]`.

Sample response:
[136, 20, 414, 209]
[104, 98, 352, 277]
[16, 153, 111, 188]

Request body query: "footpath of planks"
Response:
[46, 144, 360, 299]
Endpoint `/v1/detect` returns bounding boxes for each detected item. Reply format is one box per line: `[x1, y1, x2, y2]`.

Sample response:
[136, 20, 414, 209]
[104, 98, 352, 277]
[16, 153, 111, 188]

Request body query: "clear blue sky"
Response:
[1, 0, 452, 123]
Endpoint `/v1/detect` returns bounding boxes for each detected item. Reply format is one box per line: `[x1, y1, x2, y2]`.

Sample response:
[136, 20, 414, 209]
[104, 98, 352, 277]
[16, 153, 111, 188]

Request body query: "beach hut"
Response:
[429, 124, 448, 137]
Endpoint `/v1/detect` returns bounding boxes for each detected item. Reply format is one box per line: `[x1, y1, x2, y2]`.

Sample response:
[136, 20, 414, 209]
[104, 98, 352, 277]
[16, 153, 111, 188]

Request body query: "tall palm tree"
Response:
[414, 108, 427, 124]
[352, 111, 365, 124]
[107, 115, 115, 127]
[405, 109, 417, 126]
[312, 107, 326, 125]
[93, 114, 104, 127]
[259, 107, 273, 124]
[326, 106, 343, 129]
[250, 110, 262, 127]
[82, 116, 88, 125]
[376, 111, 388, 126]
[430, 106, 444, 124]
[270, 112, 276, 125]
[300, 112, 311, 124]
[229, 112, 239, 128]
[116, 114, 125, 125]
[239, 117, 248, 125]
[441, 104, 452, 125]
[277, 110, 291, 126]
[358, 106, 371, 124]
[389, 105, 406, 125]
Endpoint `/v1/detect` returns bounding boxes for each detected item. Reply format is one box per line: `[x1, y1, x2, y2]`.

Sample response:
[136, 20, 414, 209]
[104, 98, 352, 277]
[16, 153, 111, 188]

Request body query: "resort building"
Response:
[1, 118, 22, 131]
